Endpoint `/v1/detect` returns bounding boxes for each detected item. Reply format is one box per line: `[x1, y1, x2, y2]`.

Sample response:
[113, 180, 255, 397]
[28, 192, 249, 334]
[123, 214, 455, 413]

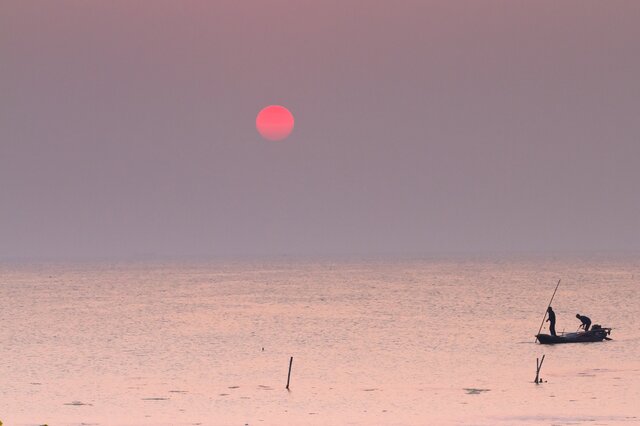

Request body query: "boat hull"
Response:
[536, 328, 611, 344]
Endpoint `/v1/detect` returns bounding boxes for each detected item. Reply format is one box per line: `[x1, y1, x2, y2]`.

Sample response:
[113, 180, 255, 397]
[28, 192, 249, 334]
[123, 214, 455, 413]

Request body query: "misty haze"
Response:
[2, 1, 638, 260]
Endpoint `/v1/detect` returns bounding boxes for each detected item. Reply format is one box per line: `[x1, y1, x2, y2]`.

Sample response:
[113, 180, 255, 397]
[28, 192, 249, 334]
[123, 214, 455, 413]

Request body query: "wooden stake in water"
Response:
[286, 356, 293, 390]
[535, 354, 545, 384]
[535, 279, 561, 343]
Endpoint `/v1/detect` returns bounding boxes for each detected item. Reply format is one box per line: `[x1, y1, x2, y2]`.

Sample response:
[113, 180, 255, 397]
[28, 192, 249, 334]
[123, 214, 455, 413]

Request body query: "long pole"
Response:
[535, 279, 561, 343]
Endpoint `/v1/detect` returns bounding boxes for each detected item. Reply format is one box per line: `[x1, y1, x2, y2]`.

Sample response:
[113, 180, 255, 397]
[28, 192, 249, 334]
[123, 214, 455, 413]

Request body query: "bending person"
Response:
[576, 313, 591, 332]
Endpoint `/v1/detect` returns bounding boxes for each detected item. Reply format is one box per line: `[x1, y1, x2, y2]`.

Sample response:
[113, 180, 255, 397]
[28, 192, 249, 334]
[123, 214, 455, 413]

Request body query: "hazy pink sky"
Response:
[1, 1, 639, 259]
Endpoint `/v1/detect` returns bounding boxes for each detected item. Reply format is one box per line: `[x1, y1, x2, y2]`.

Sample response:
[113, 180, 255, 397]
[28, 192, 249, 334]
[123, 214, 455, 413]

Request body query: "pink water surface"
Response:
[1, 256, 639, 425]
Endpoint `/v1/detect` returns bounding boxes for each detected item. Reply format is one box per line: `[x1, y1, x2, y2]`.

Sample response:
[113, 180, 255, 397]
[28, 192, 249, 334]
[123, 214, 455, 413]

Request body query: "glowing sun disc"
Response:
[256, 105, 294, 141]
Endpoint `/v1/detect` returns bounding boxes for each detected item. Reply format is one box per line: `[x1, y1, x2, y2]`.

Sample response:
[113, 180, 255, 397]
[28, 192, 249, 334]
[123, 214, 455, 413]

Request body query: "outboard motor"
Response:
[591, 324, 612, 337]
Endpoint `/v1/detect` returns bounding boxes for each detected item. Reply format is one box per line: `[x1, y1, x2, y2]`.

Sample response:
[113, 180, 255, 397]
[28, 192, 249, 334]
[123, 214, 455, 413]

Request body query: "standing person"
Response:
[546, 306, 557, 336]
[576, 313, 591, 332]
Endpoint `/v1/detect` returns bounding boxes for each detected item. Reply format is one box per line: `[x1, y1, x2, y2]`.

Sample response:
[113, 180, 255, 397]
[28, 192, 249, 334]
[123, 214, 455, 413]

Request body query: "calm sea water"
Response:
[1, 257, 639, 425]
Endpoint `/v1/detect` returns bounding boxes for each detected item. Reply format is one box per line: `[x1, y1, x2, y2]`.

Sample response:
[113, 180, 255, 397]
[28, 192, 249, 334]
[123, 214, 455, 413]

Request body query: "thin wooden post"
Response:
[286, 356, 293, 390]
[535, 354, 545, 383]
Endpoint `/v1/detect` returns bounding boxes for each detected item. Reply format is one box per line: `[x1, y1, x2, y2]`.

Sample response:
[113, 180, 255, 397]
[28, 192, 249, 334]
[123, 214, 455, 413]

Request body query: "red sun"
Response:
[256, 105, 295, 141]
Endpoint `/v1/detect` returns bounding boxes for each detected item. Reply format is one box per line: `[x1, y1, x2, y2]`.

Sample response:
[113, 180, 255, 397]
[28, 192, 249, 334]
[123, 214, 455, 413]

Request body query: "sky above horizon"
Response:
[1, 1, 639, 259]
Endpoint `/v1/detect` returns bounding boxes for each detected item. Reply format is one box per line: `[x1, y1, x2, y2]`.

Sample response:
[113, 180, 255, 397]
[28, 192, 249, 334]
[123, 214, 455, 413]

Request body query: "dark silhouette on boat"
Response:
[576, 313, 592, 331]
[536, 324, 612, 344]
[546, 306, 557, 336]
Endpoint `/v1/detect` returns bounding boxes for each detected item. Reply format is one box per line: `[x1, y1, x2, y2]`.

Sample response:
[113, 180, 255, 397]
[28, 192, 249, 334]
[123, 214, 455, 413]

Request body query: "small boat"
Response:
[536, 325, 612, 345]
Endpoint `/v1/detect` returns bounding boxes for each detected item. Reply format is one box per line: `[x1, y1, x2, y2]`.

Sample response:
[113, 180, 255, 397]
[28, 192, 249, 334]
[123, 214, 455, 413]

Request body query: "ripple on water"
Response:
[64, 401, 93, 406]
[464, 388, 490, 395]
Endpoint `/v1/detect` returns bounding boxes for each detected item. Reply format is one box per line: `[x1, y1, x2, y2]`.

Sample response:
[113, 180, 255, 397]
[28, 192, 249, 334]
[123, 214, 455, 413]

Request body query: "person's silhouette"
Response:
[576, 313, 591, 331]
[546, 306, 557, 336]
